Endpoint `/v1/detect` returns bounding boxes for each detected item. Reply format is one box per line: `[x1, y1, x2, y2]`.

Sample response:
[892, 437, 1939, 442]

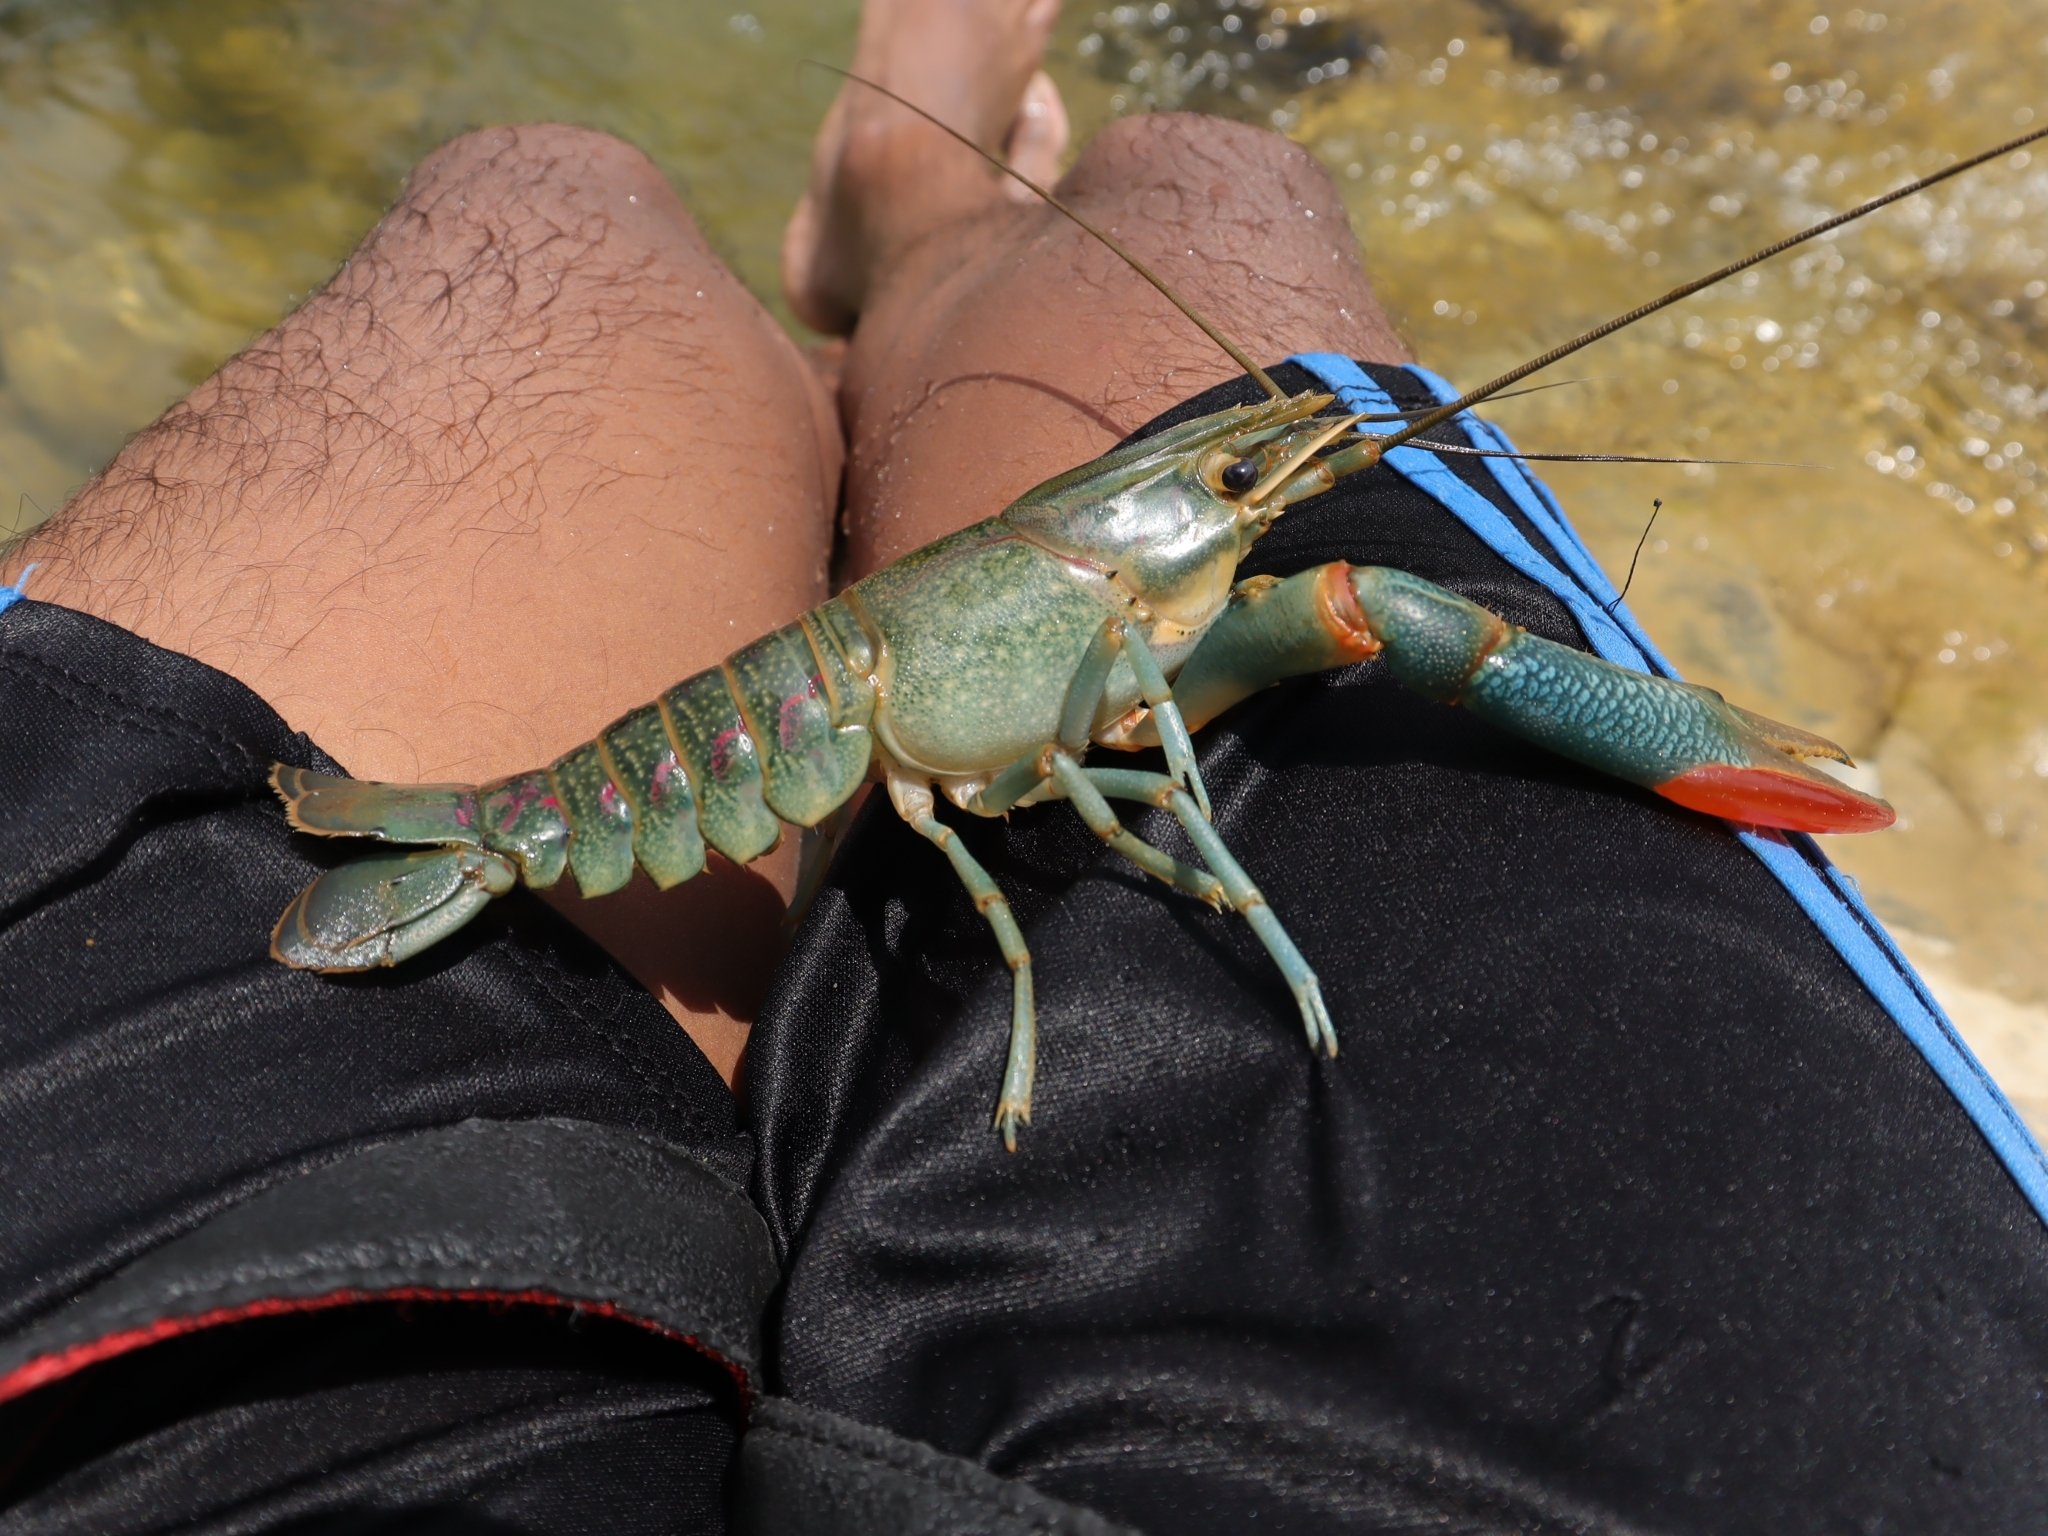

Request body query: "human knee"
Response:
[376, 124, 711, 284]
[1061, 112, 1343, 226]
[329, 121, 731, 363]
[404, 124, 678, 221]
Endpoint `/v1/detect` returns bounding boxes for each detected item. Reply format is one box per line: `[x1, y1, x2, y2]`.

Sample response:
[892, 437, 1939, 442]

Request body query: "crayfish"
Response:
[266, 83, 2046, 1149]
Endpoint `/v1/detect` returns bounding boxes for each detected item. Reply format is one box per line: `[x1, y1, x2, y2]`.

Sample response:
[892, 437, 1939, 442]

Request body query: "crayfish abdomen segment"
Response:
[598, 705, 707, 889]
[725, 617, 875, 829]
[661, 670, 783, 866]
[550, 742, 637, 895]
[268, 605, 883, 970]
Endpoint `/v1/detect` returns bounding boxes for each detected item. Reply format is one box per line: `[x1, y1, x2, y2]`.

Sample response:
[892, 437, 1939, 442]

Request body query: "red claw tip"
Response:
[1655, 763, 1896, 834]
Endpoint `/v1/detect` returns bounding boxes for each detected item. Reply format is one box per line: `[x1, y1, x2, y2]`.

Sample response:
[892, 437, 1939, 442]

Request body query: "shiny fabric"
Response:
[749, 364, 2048, 1533]
[0, 597, 748, 1526]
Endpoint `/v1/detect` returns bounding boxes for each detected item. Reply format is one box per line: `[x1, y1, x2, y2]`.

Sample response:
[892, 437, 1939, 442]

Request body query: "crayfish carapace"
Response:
[267, 85, 2045, 1148]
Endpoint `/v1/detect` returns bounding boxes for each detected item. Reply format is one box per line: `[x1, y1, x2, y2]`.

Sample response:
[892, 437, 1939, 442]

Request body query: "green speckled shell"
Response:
[549, 741, 636, 898]
[727, 621, 874, 827]
[477, 769, 571, 888]
[272, 767, 483, 846]
[270, 846, 519, 970]
[597, 704, 706, 889]
[851, 521, 1114, 774]
[809, 598, 877, 699]
[662, 669, 782, 865]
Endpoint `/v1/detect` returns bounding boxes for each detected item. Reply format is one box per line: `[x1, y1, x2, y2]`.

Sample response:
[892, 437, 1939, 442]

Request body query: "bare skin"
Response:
[3, 0, 1412, 1088]
[781, 0, 1068, 337]
[832, 111, 1409, 577]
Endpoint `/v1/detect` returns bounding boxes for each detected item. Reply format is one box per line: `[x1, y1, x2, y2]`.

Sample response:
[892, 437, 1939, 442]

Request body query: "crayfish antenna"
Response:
[1373, 121, 2048, 456]
[813, 63, 2048, 482]
[817, 55, 2048, 733]
[1304, 123, 2048, 491]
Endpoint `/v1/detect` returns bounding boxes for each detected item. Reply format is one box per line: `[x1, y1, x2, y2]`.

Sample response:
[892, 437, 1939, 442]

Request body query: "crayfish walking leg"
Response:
[887, 767, 1038, 1150]
[1050, 757, 1339, 1059]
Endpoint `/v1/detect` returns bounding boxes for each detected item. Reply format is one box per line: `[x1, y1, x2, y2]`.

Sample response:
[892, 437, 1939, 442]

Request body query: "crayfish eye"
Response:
[1220, 457, 1260, 494]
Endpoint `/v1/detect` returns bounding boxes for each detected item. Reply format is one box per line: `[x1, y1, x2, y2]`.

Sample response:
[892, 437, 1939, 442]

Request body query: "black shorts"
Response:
[5, 363, 2045, 1535]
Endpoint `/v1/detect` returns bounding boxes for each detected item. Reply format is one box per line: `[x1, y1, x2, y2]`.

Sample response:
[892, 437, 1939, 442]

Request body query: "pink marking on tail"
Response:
[779, 677, 824, 750]
[492, 782, 560, 832]
[711, 726, 746, 780]
[1655, 764, 1895, 834]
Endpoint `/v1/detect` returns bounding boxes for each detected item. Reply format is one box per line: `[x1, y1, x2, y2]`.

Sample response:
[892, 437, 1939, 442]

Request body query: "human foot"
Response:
[1001, 69, 1071, 200]
[781, 0, 1064, 335]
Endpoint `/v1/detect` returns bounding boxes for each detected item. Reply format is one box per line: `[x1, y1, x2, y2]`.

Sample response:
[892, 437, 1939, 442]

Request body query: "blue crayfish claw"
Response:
[1343, 567, 1895, 835]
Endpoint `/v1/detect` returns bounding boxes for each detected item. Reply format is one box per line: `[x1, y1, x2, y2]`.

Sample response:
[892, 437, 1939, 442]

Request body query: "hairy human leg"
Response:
[4, 124, 841, 1083]
[784, 10, 1410, 577]
[840, 110, 1408, 575]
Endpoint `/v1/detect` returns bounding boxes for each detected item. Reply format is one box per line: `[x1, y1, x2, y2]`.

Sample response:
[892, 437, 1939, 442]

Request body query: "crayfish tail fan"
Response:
[269, 767, 525, 970]
[271, 766, 485, 845]
[271, 847, 520, 970]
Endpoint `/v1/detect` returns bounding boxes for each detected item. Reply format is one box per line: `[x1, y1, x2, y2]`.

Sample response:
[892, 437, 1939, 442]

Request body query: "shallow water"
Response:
[2, 2, 2043, 1065]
